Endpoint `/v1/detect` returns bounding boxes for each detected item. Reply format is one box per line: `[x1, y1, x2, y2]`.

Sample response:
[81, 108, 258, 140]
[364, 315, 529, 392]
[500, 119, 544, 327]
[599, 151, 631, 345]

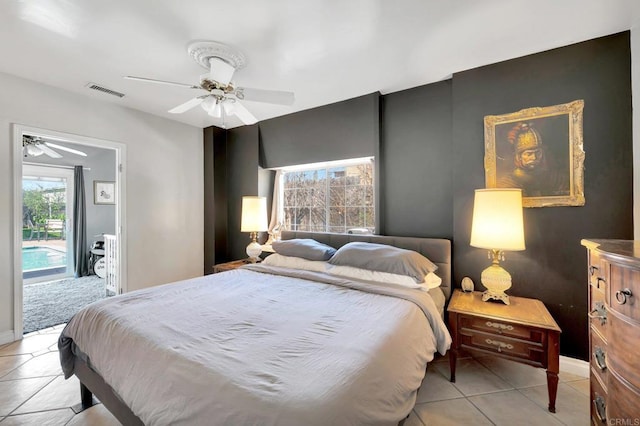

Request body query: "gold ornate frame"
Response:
[484, 100, 585, 208]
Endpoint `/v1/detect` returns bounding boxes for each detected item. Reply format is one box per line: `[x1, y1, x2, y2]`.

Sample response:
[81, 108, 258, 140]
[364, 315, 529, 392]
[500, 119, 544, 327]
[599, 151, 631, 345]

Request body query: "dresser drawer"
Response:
[608, 263, 640, 322]
[607, 369, 640, 421]
[589, 326, 608, 386]
[459, 315, 545, 344]
[589, 287, 608, 340]
[590, 373, 607, 425]
[459, 328, 546, 366]
[588, 251, 605, 291]
[607, 310, 640, 391]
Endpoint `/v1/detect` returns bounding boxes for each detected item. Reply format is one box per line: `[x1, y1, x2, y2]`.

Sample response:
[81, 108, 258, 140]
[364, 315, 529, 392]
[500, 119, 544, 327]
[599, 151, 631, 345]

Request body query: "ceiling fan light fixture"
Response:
[222, 101, 235, 116]
[26, 144, 44, 157]
[208, 101, 223, 118]
[200, 96, 217, 112]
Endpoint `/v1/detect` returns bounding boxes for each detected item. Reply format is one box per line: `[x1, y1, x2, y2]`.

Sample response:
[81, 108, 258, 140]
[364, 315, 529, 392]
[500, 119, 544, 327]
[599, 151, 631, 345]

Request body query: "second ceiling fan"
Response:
[125, 41, 295, 126]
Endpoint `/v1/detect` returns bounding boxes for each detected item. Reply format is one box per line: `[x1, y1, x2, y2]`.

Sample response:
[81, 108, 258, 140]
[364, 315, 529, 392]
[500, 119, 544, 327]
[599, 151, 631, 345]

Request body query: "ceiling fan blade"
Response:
[235, 87, 295, 105]
[209, 57, 236, 86]
[231, 101, 258, 125]
[168, 97, 206, 114]
[37, 144, 63, 159]
[124, 76, 199, 89]
[46, 142, 87, 157]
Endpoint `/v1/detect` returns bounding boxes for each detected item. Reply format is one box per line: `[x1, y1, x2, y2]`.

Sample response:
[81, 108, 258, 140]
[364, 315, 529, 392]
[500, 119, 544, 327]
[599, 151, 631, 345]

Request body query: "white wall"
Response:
[633, 23, 640, 239]
[0, 72, 203, 339]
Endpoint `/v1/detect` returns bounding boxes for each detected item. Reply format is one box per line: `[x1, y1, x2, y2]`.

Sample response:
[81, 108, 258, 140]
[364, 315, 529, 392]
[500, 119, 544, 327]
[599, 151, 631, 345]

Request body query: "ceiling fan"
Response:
[22, 135, 87, 159]
[125, 41, 295, 126]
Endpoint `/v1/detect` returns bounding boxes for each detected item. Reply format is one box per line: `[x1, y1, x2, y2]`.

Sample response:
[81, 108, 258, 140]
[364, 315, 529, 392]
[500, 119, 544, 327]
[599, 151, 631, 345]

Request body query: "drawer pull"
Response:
[485, 338, 514, 353]
[596, 277, 606, 289]
[593, 394, 606, 423]
[485, 321, 514, 333]
[588, 302, 607, 326]
[593, 346, 606, 371]
[615, 288, 633, 305]
[589, 265, 599, 276]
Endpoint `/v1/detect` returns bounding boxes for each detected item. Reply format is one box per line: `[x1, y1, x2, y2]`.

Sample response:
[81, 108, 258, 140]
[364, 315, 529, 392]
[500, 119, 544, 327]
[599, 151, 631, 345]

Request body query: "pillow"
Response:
[328, 242, 437, 282]
[328, 265, 442, 289]
[272, 239, 337, 261]
[262, 253, 329, 272]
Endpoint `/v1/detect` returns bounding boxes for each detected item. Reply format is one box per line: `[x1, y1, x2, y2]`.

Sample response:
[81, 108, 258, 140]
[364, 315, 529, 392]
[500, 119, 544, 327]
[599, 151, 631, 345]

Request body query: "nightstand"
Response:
[447, 290, 561, 412]
[213, 259, 258, 273]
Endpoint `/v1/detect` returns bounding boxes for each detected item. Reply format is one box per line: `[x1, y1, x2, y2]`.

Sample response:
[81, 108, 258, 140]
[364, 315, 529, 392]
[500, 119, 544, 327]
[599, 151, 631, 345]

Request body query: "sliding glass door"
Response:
[22, 165, 74, 282]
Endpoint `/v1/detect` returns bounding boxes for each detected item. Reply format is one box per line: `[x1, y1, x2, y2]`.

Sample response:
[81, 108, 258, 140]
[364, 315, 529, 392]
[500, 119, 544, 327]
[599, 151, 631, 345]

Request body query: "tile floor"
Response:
[0, 327, 589, 425]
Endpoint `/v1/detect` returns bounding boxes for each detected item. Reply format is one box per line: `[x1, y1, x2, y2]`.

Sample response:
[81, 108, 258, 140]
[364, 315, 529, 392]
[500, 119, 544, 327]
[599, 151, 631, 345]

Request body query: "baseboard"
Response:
[0, 330, 16, 345]
[559, 355, 589, 378]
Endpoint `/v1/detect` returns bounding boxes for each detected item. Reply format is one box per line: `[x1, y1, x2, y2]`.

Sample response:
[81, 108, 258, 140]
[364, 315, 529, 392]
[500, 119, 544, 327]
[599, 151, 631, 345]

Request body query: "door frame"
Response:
[22, 164, 75, 283]
[12, 124, 128, 340]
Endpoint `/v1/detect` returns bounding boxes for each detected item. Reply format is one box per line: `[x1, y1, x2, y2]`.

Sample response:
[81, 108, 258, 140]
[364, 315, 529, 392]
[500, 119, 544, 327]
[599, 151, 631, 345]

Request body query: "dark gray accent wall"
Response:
[227, 124, 260, 260]
[259, 93, 380, 168]
[382, 81, 453, 238]
[203, 32, 633, 360]
[451, 32, 633, 360]
[203, 126, 227, 273]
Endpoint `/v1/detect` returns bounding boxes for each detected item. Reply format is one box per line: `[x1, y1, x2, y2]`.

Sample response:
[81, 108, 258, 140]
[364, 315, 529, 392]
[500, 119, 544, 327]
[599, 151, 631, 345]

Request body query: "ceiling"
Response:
[0, 1, 637, 129]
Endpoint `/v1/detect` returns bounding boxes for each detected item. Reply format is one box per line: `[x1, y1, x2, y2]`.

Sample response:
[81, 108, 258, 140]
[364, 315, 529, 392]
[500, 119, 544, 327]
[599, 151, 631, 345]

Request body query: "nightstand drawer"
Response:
[459, 329, 546, 366]
[459, 314, 545, 344]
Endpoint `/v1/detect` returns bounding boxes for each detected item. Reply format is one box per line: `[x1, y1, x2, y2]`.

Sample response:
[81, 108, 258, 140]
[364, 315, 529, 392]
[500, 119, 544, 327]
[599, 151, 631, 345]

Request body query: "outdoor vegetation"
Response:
[22, 184, 66, 239]
[282, 163, 374, 233]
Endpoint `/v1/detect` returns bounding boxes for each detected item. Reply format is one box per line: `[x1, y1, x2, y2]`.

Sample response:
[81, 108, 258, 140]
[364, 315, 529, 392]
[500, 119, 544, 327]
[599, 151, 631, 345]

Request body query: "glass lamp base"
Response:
[480, 263, 512, 305]
[246, 241, 262, 263]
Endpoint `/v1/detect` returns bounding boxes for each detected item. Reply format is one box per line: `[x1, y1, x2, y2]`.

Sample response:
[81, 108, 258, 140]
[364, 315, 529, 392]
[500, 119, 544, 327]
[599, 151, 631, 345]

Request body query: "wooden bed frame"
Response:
[71, 232, 452, 425]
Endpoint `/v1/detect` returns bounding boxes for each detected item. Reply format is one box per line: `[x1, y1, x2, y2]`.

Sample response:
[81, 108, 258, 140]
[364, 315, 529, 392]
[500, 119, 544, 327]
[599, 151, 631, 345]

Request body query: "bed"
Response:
[59, 231, 452, 426]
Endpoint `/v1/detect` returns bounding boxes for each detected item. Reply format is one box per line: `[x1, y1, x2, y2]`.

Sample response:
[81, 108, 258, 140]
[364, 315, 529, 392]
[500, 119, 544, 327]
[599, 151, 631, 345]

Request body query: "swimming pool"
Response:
[22, 247, 66, 272]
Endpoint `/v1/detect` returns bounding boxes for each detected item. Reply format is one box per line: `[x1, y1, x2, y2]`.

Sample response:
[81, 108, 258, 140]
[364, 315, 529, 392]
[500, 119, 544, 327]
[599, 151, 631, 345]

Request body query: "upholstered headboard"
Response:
[280, 231, 452, 300]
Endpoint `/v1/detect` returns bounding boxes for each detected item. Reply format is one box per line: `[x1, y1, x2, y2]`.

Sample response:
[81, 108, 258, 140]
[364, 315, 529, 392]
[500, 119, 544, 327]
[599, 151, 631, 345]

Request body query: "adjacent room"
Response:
[0, 1, 638, 425]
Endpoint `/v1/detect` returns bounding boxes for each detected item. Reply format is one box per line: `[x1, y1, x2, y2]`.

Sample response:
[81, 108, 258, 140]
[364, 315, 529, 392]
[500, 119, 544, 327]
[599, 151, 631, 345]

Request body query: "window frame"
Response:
[276, 157, 376, 234]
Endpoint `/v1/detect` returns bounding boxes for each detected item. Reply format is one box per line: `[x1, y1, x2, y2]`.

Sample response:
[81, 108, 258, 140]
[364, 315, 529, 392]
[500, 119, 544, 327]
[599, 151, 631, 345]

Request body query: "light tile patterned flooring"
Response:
[0, 326, 589, 425]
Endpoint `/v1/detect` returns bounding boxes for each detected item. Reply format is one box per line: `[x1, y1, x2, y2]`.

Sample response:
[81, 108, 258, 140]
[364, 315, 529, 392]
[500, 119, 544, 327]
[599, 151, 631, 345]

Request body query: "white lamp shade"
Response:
[241, 196, 268, 232]
[470, 189, 525, 251]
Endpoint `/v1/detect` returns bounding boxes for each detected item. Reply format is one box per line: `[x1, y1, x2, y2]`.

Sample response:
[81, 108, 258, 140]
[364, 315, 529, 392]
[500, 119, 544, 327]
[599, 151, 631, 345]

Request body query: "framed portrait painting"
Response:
[484, 100, 585, 208]
[94, 181, 116, 205]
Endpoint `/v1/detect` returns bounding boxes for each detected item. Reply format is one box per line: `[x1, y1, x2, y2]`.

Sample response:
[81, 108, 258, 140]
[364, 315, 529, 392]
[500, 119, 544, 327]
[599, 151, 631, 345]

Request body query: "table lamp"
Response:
[470, 188, 525, 305]
[241, 196, 268, 262]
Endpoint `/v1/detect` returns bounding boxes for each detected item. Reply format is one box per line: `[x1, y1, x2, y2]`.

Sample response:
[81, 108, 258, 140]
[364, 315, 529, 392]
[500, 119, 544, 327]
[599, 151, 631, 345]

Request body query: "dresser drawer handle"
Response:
[589, 265, 599, 276]
[596, 277, 606, 288]
[593, 394, 606, 423]
[485, 339, 514, 353]
[615, 288, 632, 305]
[593, 347, 606, 371]
[588, 302, 607, 326]
[485, 321, 514, 333]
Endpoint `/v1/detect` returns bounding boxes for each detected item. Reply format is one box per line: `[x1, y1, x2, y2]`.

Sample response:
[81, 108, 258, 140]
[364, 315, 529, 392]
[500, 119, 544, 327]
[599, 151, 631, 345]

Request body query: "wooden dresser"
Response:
[582, 239, 640, 424]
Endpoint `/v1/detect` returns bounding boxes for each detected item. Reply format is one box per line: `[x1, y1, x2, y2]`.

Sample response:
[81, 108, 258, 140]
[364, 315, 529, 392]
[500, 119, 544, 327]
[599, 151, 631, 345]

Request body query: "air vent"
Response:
[85, 82, 125, 98]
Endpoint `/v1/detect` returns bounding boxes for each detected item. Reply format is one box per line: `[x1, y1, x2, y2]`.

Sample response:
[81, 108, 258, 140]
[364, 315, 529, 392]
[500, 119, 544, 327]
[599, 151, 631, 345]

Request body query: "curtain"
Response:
[265, 170, 283, 245]
[73, 166, 89, 277]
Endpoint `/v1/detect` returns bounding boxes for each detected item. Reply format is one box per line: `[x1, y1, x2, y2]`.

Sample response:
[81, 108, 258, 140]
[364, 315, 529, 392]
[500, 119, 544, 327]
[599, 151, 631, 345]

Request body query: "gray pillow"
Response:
[272, 239, 337, 261]
[328, 242, 437, 282]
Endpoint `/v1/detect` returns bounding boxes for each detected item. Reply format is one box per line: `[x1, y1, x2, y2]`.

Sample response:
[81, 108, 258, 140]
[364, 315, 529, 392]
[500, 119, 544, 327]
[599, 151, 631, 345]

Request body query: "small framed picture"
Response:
[94, 181, 116, 205]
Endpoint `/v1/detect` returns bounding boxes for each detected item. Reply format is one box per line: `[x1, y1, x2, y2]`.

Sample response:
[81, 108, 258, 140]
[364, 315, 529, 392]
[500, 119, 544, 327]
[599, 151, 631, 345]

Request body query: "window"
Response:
[279, 158, 375, 233]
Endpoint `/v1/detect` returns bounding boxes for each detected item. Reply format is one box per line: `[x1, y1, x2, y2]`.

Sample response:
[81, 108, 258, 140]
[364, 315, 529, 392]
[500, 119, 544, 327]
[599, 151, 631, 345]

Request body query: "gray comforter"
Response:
[59, 265, 451, 426]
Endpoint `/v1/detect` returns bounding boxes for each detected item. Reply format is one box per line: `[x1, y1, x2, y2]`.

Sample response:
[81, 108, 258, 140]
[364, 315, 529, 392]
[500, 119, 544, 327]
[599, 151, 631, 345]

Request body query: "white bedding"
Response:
[60, 266, 451, 426]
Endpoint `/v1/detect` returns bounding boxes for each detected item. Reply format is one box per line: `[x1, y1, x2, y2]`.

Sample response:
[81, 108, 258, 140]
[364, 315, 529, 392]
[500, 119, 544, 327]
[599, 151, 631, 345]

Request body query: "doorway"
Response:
[22, 164, 74, 282]
[12, 124, 127, 339]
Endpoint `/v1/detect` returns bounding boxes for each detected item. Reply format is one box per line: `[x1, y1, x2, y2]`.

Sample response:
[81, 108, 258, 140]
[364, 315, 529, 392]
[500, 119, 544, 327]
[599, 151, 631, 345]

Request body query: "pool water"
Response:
[22, 247, 66, 271]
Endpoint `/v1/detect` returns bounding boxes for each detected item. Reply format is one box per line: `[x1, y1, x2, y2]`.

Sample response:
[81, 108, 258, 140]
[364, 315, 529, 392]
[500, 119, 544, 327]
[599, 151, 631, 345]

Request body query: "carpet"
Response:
[23, 275, 110, 334]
